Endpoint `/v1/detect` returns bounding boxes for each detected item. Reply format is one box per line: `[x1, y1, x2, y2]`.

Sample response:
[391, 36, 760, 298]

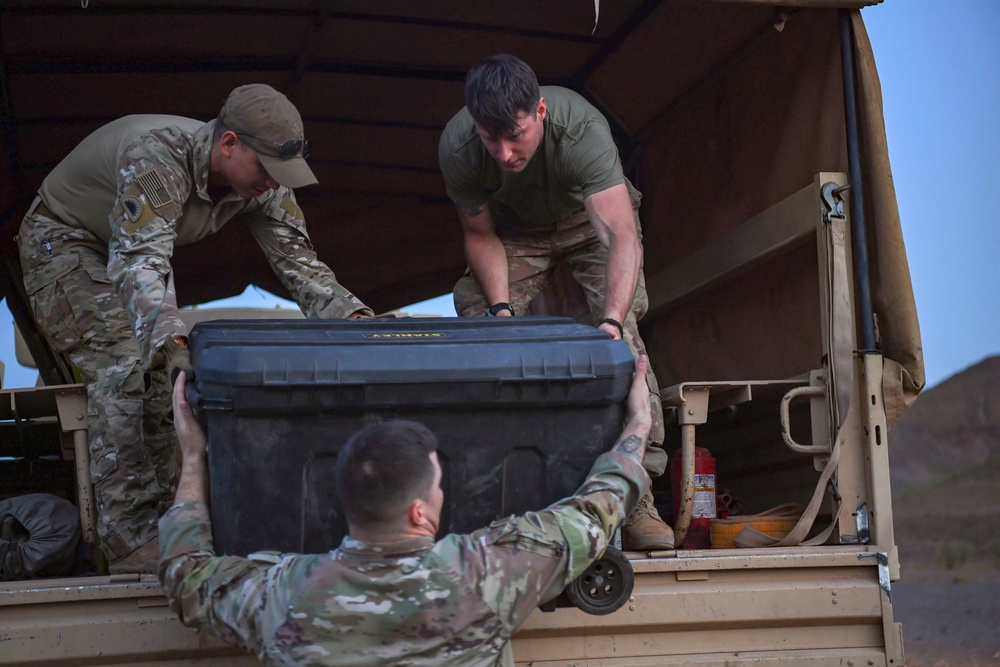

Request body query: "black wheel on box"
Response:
[565, 546, 634, 615]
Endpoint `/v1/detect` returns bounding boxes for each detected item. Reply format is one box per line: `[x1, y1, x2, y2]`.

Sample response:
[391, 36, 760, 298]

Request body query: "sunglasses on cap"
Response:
[235, 132, 310, 159]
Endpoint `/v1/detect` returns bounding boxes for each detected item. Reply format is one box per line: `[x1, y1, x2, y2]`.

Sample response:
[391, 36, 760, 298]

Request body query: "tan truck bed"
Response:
[2, 546, 902, 666]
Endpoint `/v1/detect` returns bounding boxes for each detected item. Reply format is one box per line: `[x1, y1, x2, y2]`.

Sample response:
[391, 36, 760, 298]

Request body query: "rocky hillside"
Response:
[888, 355, 1000, 564]
[889, 355, 1000, 493]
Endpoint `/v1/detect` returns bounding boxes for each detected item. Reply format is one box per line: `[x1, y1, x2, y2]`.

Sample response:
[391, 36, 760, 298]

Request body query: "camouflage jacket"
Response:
[33, 115, 371, 366]
[159, 450, 648, 666]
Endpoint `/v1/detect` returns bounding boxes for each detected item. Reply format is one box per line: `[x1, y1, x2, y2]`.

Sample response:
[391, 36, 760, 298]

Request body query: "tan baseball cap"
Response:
[220, 84, 318, 188]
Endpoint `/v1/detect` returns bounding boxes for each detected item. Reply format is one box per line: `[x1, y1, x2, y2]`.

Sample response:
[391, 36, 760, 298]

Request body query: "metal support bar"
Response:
[51, 385, 100, 568]
[72, 429, 98, 549]
[859, 352, 895, 551]
[672, 424, 695, 547]
[838, 9, 876, 352]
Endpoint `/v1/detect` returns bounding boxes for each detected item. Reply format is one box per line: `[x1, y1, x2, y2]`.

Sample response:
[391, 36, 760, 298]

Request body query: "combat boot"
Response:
[622, 490, 674, 551]
[109, 536, 160, 575]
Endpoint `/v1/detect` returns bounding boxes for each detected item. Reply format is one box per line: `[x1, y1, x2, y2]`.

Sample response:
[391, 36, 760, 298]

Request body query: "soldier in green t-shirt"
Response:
[438, 54, 673, 550]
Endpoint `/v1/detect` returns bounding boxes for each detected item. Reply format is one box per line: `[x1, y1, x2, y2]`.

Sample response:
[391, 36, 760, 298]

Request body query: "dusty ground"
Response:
[893, 559, 1000, 666]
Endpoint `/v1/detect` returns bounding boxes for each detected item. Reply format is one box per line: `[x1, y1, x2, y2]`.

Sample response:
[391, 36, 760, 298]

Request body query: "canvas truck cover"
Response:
[0, 2, 922, 419]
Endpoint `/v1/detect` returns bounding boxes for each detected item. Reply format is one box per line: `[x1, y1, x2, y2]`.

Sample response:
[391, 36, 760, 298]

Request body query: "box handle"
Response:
[185, 380, 233, 412]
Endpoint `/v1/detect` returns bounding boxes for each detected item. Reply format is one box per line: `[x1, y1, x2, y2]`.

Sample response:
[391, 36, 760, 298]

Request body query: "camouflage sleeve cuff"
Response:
[589, 450, 651, 507]
[317, 300, 374, 319]
[159, 501, 216, 562]
[550, 450, 648, 578]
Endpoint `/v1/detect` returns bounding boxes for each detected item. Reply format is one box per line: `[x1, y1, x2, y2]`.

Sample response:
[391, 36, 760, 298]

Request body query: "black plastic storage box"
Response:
[186, 316, 634, 556]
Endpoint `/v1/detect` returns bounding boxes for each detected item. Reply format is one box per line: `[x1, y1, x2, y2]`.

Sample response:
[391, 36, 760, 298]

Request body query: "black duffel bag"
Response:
[0, 493, 81, 580]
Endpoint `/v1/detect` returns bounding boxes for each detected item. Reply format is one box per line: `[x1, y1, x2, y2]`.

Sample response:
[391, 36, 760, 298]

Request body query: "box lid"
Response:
[187, 316, 634, 412]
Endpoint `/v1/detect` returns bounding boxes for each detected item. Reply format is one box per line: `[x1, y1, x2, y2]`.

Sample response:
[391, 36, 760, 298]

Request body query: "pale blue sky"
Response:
[862, 0, 1000, 387]
[1, 2, 996, 390]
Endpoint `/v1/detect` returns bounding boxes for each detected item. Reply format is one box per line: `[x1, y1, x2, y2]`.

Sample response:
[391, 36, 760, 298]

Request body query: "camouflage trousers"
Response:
[453, 194, 666, 476]
[17, 202, 176, 561]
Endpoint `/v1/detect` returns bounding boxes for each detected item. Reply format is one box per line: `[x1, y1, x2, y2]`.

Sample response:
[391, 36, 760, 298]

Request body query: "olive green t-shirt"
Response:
[438, 86, 625, 231]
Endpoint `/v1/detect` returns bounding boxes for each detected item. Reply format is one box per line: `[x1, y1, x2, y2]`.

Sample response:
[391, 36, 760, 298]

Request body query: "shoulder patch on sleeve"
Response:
[122, 196, 142, 221]
[279, 192, 303, 219]
[114, 182, 161, 234]
[135, 168, 175, 210]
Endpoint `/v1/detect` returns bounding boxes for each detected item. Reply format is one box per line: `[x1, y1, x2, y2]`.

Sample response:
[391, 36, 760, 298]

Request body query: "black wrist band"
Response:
[600, 317, 624, 339]
[487, 302, 515, 317]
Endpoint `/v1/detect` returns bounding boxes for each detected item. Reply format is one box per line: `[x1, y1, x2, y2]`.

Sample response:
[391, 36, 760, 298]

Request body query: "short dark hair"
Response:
[335, 420, 439, 533]
[465, 54, 540, 139]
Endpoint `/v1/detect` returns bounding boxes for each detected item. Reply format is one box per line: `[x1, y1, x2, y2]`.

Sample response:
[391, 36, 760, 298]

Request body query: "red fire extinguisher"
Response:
[671, 447, 717, 549]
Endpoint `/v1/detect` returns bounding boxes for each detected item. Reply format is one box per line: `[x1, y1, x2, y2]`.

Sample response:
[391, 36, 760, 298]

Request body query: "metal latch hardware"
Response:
[821, 182, 850, 223]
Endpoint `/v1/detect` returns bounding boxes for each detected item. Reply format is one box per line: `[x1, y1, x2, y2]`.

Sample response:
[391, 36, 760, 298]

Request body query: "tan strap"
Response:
[826, 198, 854, 431]
[733, 208, 857, 549]
[713, 503, 803, 527]
[733, 397, 852, 548]
[752, 503, 803, 520]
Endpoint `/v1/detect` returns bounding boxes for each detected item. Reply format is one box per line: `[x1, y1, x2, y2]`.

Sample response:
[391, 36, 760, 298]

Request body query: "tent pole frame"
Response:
[839, 8, 876, 353]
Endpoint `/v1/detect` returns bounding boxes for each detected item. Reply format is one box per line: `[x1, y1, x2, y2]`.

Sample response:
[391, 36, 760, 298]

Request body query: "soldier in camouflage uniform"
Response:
[160, 358, 654, 666]
[16, 84, 371, 574]
[439, 54, 672, 550]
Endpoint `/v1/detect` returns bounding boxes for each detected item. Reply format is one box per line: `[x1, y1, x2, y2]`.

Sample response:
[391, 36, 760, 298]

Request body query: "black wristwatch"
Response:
[600, 317, 625, 339]
[486, 302, 515, 317]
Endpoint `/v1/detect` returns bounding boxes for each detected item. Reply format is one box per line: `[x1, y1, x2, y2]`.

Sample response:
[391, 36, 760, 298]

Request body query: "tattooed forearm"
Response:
[614, 434, 645, 458]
